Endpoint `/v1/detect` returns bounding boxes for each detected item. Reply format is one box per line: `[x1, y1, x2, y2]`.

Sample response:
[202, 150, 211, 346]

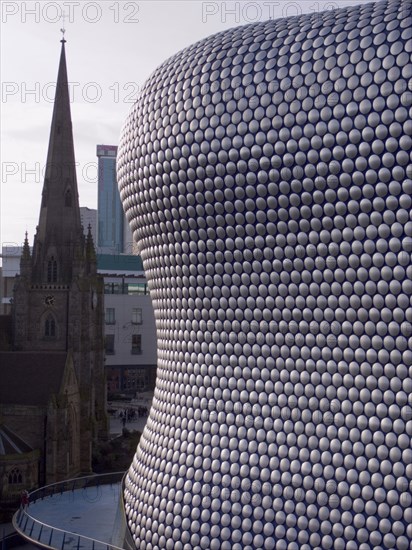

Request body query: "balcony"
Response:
[12, 472, 133, 550]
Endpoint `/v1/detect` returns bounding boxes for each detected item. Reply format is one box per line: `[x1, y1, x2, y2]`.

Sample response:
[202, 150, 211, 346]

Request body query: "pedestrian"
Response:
[21, 490, 29, 509]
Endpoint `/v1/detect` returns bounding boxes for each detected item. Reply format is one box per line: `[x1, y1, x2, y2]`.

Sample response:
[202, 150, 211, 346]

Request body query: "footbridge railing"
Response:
[12, 472, 127, 550]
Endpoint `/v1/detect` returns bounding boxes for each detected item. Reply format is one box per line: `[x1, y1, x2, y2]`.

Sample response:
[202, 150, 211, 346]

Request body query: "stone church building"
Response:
[0, 37, 108, 509]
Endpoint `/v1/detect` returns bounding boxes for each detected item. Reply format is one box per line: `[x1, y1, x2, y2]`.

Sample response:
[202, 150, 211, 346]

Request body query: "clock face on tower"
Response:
[44, 295, 55, 306]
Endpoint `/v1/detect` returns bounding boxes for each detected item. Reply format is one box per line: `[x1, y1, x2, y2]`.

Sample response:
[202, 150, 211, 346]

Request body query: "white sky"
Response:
[1, 0, 370, 249]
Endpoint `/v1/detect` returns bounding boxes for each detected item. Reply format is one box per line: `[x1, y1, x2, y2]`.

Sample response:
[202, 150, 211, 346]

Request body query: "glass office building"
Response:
[97, 145, 124, 253]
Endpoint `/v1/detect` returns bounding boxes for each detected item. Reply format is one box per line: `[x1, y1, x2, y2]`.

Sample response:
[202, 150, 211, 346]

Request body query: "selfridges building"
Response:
[117, 0, 412, 548]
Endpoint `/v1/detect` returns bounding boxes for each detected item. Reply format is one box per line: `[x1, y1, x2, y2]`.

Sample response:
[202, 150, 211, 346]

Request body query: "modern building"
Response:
[96, 146, 155, 393]
[0, 36, 108, 508]
[97, 145, 133, 255]
[117, 1, 412, 548]
[98, 254, 157, 395]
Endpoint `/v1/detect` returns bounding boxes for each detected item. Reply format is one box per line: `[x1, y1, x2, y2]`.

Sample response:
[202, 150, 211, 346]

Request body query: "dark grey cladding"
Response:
[117, 0, 412, 548]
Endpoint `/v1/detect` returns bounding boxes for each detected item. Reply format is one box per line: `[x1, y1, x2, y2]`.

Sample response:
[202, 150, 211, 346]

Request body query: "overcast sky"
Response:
[1, 0, 368, 249]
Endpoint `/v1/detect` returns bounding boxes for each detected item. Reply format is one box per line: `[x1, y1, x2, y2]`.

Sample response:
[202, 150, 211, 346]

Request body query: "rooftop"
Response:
[0, 352, 68, 406]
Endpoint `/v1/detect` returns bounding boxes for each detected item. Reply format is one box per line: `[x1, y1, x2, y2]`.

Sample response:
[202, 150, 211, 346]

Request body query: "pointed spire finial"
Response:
[60, 11, 67, 43]
[21, 231, 31, 264]
[86, 224, 95, 247]
[85, 224, 97, 267]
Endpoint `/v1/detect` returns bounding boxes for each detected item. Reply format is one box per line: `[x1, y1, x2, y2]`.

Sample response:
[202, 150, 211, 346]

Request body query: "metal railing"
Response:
[12, 472, 128, 550]
[117, 473, 135, 550]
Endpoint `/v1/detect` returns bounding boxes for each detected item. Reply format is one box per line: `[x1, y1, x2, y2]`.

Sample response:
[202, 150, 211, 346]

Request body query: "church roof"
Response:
[0, 352, 68, 407]
[0, 424, 33, 455]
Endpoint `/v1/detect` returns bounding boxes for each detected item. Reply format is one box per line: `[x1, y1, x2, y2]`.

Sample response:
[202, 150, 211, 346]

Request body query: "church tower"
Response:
[12, 37, 108, 473]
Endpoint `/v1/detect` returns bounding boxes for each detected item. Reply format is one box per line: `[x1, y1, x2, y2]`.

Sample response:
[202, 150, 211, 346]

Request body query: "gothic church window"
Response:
[45, 315, 56, 337]
[8, 467, 23, 485]
[47, 257, 57, 282]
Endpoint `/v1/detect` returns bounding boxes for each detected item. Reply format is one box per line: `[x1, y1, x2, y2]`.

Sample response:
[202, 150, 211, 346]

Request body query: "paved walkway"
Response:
[16, 483, 122, 549]
[108, 394, 152, 438]
[29, 483, 121, 540]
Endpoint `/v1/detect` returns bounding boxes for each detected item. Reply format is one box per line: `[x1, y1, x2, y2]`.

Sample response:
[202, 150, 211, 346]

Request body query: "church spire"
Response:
[22, 231, 31, 260]
[85, 224, 97, 274]
[20, 231, 32, 278]
[32, 38, 82, 283]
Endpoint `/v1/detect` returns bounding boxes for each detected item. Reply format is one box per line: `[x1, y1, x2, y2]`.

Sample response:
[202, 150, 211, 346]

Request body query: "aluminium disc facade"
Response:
[117, 0, 412, 548]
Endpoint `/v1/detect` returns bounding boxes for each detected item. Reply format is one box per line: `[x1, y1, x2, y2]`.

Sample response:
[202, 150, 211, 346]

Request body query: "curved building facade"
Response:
[117, 0, 412, 548]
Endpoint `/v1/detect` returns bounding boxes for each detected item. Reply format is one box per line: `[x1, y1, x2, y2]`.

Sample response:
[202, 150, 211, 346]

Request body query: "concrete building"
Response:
[98, 254, 156, 395]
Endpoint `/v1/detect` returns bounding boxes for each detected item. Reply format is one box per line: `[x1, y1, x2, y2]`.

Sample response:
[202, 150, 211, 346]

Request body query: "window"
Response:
[105, 308, 115, 324]
[47, 257, 57, 282]
[8, 468, 23, 485]
[131, 334, 142, 354]
[127, 283, 149, 295]
[104, 283, 122, 294]
[124, 369, 147, 391]
[45, 315, 56, 337]
[103, 283, 149, 295]
[132, 308, 142, 324]
[105, 334, 115, 354]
